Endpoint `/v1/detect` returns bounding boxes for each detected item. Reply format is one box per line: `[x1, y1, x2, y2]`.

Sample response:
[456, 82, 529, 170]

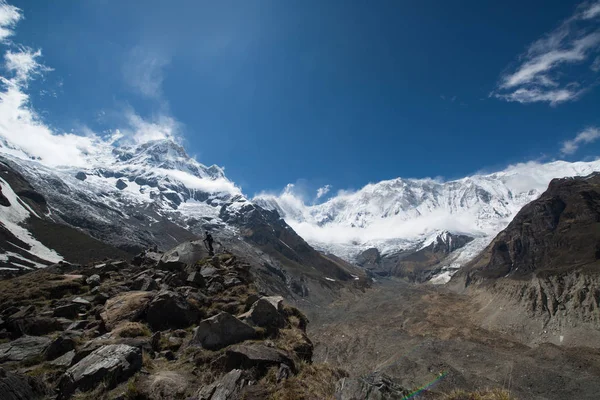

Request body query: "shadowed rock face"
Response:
[449, 174, 600, 343]
[457, 174, 600, 282]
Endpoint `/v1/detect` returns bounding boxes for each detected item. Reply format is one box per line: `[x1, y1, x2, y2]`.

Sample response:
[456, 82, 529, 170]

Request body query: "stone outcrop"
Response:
[58, 344, 142, 398]
[0, 336, 51, 362]
[100, 291, 155, 330]
[145, 290, 199, 330]
[0, 368, 48, 400]
[191, 312, 256, 350]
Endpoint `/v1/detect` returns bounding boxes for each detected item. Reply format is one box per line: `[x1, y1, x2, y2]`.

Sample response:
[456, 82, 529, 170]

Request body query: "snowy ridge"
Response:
[0, 137, 255, 263]
[0, 176, 63, 268]
[255, 160, 600, 270]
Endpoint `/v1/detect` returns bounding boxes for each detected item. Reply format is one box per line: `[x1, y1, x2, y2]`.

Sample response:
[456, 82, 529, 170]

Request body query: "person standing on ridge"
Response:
[204, 231, 214, 256]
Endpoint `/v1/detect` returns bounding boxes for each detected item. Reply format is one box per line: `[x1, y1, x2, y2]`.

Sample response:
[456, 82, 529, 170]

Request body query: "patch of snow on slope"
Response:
[0, 177, 63, 264]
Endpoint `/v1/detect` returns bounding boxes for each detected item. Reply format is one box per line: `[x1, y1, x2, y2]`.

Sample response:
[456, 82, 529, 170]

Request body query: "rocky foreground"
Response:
[0, 244, 437, 400]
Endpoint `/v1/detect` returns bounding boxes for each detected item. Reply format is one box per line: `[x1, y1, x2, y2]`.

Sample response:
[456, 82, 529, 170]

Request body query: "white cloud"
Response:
[561, 127, 600, 155]
[494, 1, 600, 105]
[162, 169, 241, 196]
[117, 107, 180, 145]
[4, 48, 52, 86]
[316, 184, 331, 199]
[495, 87, 583, 105]
[0, 0, 20, 43]
[122, 46, 170, 99]
[583, 2, 600, 19]
[592, 56, 600, 71]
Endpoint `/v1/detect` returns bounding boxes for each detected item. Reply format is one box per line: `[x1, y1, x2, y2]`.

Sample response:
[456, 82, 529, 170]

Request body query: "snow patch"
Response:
[0, 177, 63, 264]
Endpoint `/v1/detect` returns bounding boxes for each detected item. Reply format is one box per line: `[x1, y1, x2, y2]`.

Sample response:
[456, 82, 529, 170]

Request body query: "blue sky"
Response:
[3, 0, 600, 198]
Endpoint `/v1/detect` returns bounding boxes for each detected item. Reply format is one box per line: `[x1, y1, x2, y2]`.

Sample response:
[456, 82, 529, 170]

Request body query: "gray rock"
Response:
[197, 369, 246, 400]
[187, 272, 205, 287]
[200, 265, 220, 279]
[67, 320, 89, 331]
[224, 277, 242, 288]
[49, 350, 75, 368]
[75, 172, 87, 181]
[7, 317, 62, 336]
[191, 312, 256, 350]
[131, 274, 159, 291]
[159, 240, 209, 271]
[58, 344, 142, 399]
[0, 367, 48, 400]
[72, 297, 92, 308]
[207, 282, 225, 295]
[224, 344, 295, 374]
[44, 333, 77, 361]
[85, 274, 101, 287]
[116, 179, 128, 190]
[0, 336, 52, 362]
[238, 297, 285, 328]
[100, 291, 155, 331]
[53, 303, 80, 319]
[146, 290, 199, 330]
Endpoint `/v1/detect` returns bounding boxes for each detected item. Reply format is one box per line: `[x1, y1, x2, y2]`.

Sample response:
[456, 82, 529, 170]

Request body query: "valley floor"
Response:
[305, 279, 600, 400]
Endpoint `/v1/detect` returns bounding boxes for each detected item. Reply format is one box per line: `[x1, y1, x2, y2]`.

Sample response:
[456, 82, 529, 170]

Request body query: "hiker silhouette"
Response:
[204, 231, 214, 256]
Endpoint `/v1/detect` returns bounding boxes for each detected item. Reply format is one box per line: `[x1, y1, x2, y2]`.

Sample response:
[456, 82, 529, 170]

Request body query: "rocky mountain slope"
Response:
[0, 243, 514, 400]
[450, 173, 600, 346]
[0, 244, 349, 399]
[0, 139, 365, 303]
[257, 160, 600, 281]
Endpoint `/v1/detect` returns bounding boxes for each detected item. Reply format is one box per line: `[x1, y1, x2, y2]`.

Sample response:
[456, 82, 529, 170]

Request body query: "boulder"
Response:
[43, 333, 78, 361]
[146, 290, 199, 330]
[100, 291, 155, 331]
[116, 179, 128, 190]
[0, 367, 48, 400]
[49, 350, 75, 368]
[71, 297, 92, 308]
[53, 303, 80, 319]
[224, 277, 242, 288]
[187, 272, 205, 287]
[159, 241, 209, 271]
[67, 320, 89, 331]
[8, 317, 62, 336]
[238, 297, 285, 328]
[132, 251, 162, 267]
[131, 274, 159, 291]
[200, 266, 220, 279]
[58, 344, 142, 399]
[197, 369, 247, 400]
[207, 282, 225, 295]
[85, 274, 101, 287]
[191, 312, 256, 350]
[224, 344, 295, 375]
[0, 336, 52, 362]
[75, 172, 87, 181]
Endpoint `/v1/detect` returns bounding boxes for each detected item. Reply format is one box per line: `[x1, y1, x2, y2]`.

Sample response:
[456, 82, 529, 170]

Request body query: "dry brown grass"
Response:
[444, 388, 517, 400]
[262, 361, 347, 400]
[113, 322, 152, 338]
[0, 271, 84, 305]
[275, 328, 304, 354]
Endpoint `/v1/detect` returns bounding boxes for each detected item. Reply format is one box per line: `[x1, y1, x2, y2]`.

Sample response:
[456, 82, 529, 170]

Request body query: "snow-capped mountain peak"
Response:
[255, 159, 600, 265]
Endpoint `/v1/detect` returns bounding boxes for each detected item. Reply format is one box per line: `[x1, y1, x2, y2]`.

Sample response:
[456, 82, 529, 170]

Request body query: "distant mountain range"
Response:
[256, 159, 600, 281]
[1, 133, 599, 285]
